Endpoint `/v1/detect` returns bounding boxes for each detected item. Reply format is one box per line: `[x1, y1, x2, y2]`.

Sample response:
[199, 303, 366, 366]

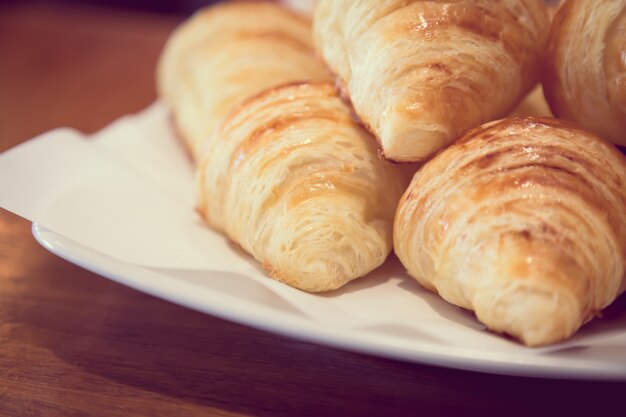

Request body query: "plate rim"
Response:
[31, 223, 626, 381]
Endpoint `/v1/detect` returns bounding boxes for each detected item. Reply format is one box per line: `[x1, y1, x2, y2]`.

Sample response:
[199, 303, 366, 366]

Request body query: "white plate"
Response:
[32, 223, 626, 380]
[2, 103, 624, 381]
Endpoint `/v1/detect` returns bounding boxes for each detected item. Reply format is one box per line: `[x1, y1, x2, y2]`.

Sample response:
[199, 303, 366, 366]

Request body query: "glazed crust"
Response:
[197, 82, 407, 292]
[313, 0, 550, 162]
[543, 0, 626, 147]
[156, 1, 330, 161]
[394, 117, 626, 346]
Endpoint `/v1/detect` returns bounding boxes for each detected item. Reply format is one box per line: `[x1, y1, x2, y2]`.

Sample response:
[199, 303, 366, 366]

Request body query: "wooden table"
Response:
[0, 2, 624, 416]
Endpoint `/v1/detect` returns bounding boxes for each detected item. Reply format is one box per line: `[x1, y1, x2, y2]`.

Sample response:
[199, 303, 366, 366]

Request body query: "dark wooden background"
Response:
[1, 1, 625, 416]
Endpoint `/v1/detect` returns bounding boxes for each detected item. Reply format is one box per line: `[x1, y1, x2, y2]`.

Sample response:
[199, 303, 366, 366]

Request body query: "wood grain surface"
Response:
[0, 2, 624, 417]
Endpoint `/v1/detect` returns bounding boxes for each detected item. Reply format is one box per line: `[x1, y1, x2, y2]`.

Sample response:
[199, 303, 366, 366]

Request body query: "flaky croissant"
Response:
[394, 117, 626, 346]
[157, 1, 330, 161]
[196, 82, 407, 292]
[313, 0, 550, 162]
[543, 0, 626, 147]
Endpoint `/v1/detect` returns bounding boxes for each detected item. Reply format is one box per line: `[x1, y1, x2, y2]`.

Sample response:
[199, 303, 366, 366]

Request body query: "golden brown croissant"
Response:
[394, 117, 626, 346]
[543, 0, 626, 147]
[157, 1, 330, 161]
[313, 0, 550, 162]
[196, 82, 407, 292]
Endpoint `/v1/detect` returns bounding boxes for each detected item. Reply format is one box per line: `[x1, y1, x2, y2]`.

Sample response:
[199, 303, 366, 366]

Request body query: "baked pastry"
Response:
[313, 0, 550, 162]
[157, 1, 330, 161]
[394, 117, 626, 346]
[543, 0, 626, 147]
[197, 82, 407, 292]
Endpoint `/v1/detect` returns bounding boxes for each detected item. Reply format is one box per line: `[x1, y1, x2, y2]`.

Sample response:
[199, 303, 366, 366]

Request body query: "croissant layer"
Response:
[313, 0, 550, 162]
[157, 1, 330, 161]
[543, 0, 626, 147]
[394, 117, 626, 346]
[197, 82, 407, 292]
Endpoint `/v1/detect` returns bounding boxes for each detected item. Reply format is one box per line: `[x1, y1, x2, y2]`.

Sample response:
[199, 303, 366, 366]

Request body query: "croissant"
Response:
[394, 117, 626, 346]
[157, 1, 330, 161]
[313, 0, 550, 162]
[543, 0, 626, 147]
[196, 82, 407, 292]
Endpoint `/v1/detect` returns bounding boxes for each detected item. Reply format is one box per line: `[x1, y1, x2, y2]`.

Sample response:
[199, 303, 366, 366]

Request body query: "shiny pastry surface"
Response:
[157, 1, 330, 160]
[197, 82, 407, 292]
[394, 117, 626, 346]
[313, 0, 550, 162]
[543, 0, 626, 147]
